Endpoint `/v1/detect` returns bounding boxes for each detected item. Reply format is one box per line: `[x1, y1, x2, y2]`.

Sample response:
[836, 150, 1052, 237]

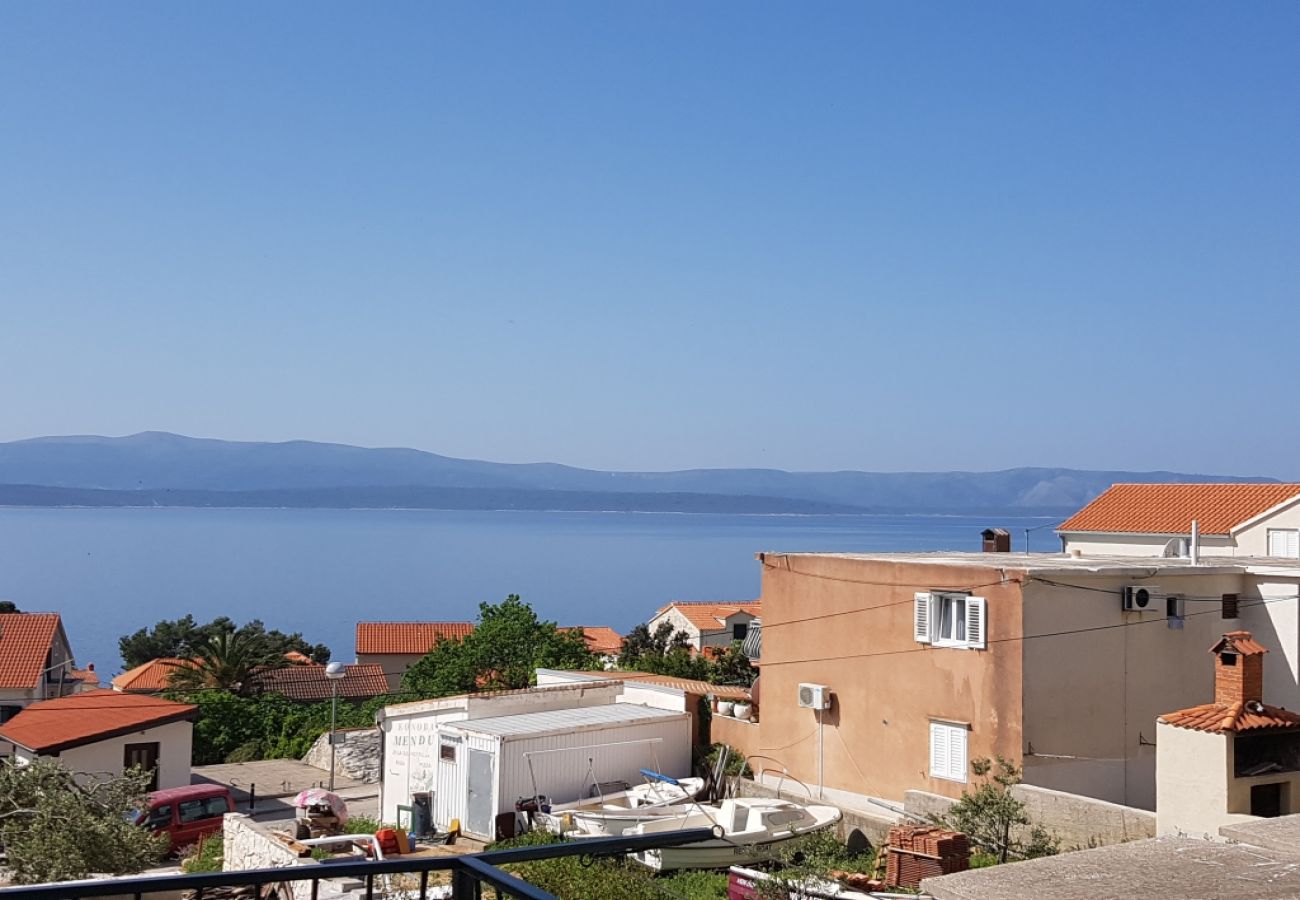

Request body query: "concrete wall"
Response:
[1245, 575, 1300, 708]
[356, 653, 421, 692]
[38, 720, 193, 789]
[711, 712, 761, 760]
[906, 785, 1155, 850]
[756, 555, 1025, 803]
[1236, 503, 1300, 558]
[304, 727, 381, 785]
[1060, 533, 1234, 557]
[1020, 570, 1247, 810]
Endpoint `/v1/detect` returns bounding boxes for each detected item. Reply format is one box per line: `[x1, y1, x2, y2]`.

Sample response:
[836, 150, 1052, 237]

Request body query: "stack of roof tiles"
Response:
[885, 824, 970, 889]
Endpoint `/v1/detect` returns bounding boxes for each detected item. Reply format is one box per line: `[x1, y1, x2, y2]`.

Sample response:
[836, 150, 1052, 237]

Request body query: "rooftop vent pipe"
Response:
[1190, 520, 1200, 565]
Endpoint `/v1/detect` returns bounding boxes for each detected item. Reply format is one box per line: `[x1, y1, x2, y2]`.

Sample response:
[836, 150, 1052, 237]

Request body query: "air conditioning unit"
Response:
[797, 683, 832, 710]
[1122, 585, 1164, 613]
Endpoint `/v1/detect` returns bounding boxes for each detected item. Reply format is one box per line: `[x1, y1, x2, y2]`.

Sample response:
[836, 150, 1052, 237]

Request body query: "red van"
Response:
[140, 784, 236, 853]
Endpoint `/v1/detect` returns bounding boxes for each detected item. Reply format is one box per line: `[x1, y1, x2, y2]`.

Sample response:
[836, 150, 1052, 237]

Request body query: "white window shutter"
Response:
[1289, 531, 1300, 558]
[929, 722, 948, 777]
[949, 726, 968, 783]
[915, 593, 933, 643]
[965, 597, 987, 649]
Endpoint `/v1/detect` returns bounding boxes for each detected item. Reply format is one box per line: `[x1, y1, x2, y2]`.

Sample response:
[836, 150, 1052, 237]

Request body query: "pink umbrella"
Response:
[293, 788, 349, 825]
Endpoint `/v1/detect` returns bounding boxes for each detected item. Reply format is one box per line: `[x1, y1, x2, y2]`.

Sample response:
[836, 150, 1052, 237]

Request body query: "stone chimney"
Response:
[1211, 631, 1267, 707]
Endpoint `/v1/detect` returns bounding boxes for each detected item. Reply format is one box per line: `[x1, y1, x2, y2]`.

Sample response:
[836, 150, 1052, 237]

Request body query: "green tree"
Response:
[167, 630, 275, 696]
[0, 600, 20, 613]
[619, 621, 691, 671]
[935, 757, 1059, 864]
[119, 616, 329, 669]
[400, 595, 599, 698]
[0, 758, 166, 884]
[708, 641, 756, 686]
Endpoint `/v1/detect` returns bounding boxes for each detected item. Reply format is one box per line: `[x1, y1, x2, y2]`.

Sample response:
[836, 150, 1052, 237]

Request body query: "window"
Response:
[146, 804, 173, 829]
[1267, 529, 1300, 559]
[732, 622, 749, 642]
[914, 593, 986, 649]
[930, 721, 968, 783]
[1222, 594, 1240, 620]
[178, 799, 209, 824]
[440, 743, 457, 762]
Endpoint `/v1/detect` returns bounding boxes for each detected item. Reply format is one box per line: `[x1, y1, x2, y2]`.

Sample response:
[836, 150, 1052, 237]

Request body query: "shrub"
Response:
[181, 834, 224, 873]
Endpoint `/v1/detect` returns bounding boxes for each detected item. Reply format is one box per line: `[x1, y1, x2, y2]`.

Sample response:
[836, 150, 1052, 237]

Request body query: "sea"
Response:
[0, 507, 1063, 677]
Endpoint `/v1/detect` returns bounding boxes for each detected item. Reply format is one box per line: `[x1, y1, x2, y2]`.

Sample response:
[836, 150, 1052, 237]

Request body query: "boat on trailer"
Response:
[628, 797, 842, 871]
[536, 769, 706, 837]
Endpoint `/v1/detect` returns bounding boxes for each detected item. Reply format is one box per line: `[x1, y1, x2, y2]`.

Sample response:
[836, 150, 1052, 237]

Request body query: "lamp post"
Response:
[325, 662, 347, 791]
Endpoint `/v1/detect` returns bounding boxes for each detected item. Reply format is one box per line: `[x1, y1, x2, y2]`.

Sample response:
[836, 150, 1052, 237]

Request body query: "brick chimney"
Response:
[1210, 631, 1267, 706]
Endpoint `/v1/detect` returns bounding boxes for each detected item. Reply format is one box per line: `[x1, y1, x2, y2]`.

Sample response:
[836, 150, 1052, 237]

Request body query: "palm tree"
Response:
[167, 631, 268, 696]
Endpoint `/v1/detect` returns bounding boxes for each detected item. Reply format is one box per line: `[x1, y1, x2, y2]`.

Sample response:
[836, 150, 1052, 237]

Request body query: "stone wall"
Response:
[904, 784, 1156, 851]
[303, 727, 381, 784]
[222, 814, 318, 900]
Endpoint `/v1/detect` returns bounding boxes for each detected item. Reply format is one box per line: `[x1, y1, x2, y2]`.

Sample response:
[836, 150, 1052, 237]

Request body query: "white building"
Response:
[1059, 483, 1300, 559]
[0, 612, 89, 729]
[377, 681, 623, 825]
[434, 704, 691, 840]
[1157, 631, 1300, 838]
[0, 689, 196, 790]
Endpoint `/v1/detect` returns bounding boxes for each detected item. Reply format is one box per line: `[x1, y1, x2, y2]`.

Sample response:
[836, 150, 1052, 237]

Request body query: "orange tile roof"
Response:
[356, 622, 475, 655]
[1160, 701, 1300, 734]
[1058, 483, 1300, 536]
[561, 626, 623, 655]
[70, 667, 100, 687]
[0, 613, 63, 689]
[0, 689, 197, 753]
[252, 663, 389, 701]
[112, 658, 193, 693]
[653, 601, 761, 634]
[557, 670, 751, 700]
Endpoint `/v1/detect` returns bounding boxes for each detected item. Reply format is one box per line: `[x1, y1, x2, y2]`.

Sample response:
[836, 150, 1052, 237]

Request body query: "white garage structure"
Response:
[435, 704, 692, 839]
[377, 681, 621, 824]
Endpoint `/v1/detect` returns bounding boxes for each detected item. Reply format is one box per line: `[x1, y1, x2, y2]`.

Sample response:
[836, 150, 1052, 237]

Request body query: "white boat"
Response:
[628, 797, 842, 871]
[535, 771, 706, 837]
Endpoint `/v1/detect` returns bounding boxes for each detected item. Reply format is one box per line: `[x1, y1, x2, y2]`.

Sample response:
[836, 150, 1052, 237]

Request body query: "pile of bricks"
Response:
[884, 824, 971, 889]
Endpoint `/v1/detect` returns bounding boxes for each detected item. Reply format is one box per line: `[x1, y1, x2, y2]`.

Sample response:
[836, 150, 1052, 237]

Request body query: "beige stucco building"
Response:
[751, 550, 1300, 812]
[1156, 631, 1300, 838]
[648, 601, 760, 652]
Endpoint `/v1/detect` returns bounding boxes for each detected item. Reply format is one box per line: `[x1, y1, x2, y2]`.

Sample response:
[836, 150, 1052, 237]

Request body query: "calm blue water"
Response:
[0, 508, 1061, 676]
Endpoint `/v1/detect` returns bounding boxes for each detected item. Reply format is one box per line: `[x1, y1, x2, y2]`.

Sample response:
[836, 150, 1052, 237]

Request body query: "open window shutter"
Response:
[948, 726, 968, 782]
[965, 597, 987, 649]
[929, 722, 948, 777]
[914, 593, 933, 644]
[1289, 531, 1300, 559]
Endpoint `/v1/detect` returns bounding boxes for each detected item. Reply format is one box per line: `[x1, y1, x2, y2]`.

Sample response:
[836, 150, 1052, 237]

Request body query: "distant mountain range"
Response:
[0, 432, 1277, 515]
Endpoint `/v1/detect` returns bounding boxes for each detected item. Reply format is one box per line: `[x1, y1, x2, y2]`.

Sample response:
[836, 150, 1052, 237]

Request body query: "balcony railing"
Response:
[0, 828, 717, 900]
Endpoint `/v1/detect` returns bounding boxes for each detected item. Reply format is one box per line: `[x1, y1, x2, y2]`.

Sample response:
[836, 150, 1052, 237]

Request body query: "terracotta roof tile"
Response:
[554, 670, 751, 700]
[70, 667, 100, 687]
[112, 658, 193, 693]
[653, 601, 761, 634]
[1160, 701, 1300, 734]
[1212, 631, 1270, 657]
[356, 622, 475, 655]
[0, 613, 62, 689]
[561, 626, 623, 655]
[1058, 483, 1300, 536]
[0, 689, 197, 753]
[252, 663, 389, 701]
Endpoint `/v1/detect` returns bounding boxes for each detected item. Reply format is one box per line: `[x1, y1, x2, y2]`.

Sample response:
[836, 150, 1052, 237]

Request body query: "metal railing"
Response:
[0, 828, 717, 900]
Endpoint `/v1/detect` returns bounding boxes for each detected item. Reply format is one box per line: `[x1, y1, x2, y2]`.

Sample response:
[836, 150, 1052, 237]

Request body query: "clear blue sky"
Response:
[2, 3, 1296, 476]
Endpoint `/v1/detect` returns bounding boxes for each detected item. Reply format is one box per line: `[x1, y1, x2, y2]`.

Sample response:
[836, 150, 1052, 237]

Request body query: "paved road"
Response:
[192, 759, 379, 823]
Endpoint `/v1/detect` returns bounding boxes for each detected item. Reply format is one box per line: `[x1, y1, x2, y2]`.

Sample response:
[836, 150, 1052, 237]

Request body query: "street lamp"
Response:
[325, 662, 347, 791]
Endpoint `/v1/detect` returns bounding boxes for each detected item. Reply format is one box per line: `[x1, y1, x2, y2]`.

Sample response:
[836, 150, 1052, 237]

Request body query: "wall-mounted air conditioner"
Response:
[798, 683, 832, 710]
[1122, 585, 1164, 613]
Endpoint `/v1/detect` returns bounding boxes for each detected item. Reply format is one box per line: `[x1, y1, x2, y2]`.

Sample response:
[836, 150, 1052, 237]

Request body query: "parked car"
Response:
[139, 784, 236, 853]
